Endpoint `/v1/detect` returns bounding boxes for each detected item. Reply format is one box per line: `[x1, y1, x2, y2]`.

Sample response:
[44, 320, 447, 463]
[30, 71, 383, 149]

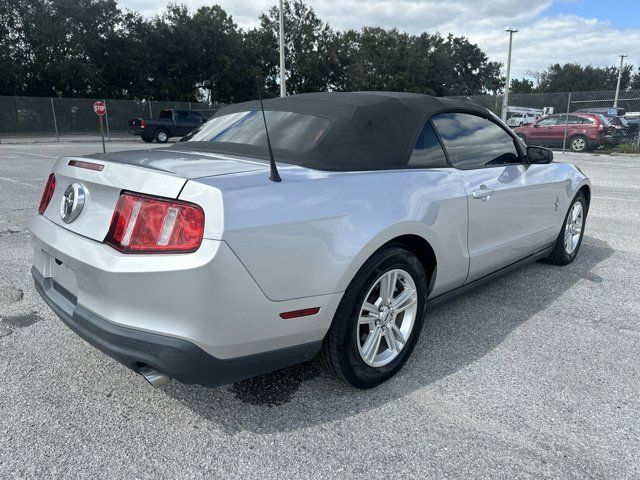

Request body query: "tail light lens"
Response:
[105, 192, 204, 253]
[139, 119, 146, 128]
[38, 173, 56, 214]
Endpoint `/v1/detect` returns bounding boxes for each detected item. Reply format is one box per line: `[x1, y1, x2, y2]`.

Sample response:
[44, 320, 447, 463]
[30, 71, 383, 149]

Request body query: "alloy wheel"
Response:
[564, 201, 584, 254]
[356, 269, 418, 368]
[571, 137, 586, 152]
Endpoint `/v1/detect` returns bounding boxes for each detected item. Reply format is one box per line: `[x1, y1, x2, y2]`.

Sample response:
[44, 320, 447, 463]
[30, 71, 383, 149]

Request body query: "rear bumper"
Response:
[127, 128, 145, 136]
[33, 268, 320, 386]
[29, 214, 340, 384]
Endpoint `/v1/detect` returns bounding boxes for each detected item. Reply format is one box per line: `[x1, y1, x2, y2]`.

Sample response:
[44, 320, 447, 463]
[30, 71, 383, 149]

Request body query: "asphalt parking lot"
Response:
[1, 141, 639, 479]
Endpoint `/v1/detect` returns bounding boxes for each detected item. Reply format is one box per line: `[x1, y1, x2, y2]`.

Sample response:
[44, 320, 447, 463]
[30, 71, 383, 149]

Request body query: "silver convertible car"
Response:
[30, 92, 590, 389]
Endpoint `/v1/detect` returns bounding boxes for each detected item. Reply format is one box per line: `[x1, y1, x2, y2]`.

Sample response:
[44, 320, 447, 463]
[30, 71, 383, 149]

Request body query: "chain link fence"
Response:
[0, 96, 219, 142]
[450, 89, 640, 151]
[1, 91, 639, 150]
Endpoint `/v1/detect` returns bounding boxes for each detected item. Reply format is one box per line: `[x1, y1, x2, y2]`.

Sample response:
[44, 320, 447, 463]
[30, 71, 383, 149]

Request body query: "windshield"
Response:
[184, 110, 330, 152]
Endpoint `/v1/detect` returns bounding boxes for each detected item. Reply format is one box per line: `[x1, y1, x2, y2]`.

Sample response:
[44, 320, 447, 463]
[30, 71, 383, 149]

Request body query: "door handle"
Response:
[472, 185, 495, 201]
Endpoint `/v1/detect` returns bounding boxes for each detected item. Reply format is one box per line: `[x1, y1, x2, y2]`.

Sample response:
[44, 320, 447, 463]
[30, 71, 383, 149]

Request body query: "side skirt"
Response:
[426, 244, 554, 311]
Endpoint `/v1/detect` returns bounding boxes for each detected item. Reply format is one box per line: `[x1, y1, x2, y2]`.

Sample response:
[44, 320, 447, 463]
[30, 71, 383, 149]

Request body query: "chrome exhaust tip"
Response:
[138, 366, 171, 388]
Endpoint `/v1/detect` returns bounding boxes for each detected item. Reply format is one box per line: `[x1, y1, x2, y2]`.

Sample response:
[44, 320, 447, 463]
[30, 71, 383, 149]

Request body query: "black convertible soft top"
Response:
[178, 91, 489, 171]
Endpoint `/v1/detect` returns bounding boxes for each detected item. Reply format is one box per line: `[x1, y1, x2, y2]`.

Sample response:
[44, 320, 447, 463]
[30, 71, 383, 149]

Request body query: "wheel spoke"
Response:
[362, 301, 379, 315]
[380, 271, 397, 305]
[358, 313, 377, 326]
[391, 324, 406, 346]
[391, 288, 416, 312]
[362, 327, 382, 364]
[572, 206, 580, 221]
[564, 229, 572, 252]
[385, 328, 399, 353]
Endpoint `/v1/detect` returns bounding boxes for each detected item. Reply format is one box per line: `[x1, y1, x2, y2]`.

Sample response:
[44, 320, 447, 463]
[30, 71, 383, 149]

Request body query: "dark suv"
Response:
[513, 113, 623, 152]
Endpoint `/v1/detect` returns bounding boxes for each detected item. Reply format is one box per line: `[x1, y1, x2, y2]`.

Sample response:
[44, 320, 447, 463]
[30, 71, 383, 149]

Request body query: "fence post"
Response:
[562, 92, 572, 154]
[148, 100, 153, 118]
[188, 101, 191, 110]
[50, 97, 60, 142]
[103, 99, 111, 141]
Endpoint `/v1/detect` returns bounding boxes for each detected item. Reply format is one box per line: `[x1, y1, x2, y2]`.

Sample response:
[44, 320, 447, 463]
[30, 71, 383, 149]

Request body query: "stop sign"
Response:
[93, 101, 106, 116]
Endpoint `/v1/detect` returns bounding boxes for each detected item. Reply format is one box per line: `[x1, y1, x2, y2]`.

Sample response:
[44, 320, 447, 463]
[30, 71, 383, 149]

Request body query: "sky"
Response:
[119, 0, 640, 80]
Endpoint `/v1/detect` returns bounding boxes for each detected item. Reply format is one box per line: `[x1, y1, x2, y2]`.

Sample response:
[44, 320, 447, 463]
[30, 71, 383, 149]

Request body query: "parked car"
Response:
[31, 92, 590, 389]
[575, 108, 634, 141]
[506, 112, 539, 127]
[128, 109, 207, 143]
[624, 112, 640, 139]
[513, 113, 623, 151]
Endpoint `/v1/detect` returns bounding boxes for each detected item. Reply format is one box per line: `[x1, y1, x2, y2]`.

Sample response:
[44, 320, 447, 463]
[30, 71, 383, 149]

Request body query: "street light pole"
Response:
[614, 54, 627, 108]
[279, 0, 286, 97]
[501, 27, 518, 122]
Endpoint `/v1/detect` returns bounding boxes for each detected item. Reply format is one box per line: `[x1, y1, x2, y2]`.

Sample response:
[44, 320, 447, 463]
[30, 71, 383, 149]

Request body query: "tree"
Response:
[538, 63, 633, 92]
[0, 0, 506, 100]
[510, 78, 534, 94]
[256, 0, 338, 95]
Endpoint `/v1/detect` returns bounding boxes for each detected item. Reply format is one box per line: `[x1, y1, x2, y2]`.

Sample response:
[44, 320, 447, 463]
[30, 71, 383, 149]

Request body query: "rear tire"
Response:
[155, 129, 169, 143]
[546, 192, 587, 266]
[569, 135, 588, 152]
[319, 246, 427, 388]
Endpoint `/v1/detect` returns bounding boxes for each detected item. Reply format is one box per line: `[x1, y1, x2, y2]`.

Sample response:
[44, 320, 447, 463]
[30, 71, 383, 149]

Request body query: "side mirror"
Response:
[527, 146, 553, 164]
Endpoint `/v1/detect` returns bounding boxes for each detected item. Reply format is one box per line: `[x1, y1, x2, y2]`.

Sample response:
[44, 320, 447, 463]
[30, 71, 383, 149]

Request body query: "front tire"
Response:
[546, 192, 587, 265]
[320, 246, 427, 388]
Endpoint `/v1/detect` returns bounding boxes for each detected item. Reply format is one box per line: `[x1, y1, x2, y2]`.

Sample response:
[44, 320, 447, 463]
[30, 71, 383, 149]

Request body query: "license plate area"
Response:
[36, 249, 79, 298]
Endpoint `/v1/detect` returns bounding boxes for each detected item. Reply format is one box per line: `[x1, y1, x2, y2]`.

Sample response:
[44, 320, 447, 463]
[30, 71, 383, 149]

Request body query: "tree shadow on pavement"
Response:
[164, 235, 613, 434]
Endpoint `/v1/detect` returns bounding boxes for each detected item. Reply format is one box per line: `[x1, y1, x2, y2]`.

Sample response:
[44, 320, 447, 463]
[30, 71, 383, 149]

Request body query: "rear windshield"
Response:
[184, 110, 330, 152]
[597, 114, 612, 126]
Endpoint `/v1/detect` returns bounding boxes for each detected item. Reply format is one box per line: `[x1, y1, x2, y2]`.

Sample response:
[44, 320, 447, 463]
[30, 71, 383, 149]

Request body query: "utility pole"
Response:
[501, 28, 518, 122]
[614, 54, 627, 108]
[279, 0, 286, 97]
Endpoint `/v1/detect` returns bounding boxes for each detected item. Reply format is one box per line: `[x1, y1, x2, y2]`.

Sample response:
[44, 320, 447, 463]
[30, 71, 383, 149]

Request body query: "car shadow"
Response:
[163, 235, 613, 434]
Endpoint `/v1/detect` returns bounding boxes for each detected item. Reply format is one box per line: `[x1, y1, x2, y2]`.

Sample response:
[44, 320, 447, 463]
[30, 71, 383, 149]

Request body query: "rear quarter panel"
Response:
[185, 167, 470, 301]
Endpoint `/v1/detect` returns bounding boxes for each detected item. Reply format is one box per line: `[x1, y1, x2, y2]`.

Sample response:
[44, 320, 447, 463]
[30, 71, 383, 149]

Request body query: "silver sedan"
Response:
[30, 92, 590, 389]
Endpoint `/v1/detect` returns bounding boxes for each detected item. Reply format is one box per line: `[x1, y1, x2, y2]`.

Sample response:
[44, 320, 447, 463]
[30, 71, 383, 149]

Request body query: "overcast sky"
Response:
[119, 0, 640, 80]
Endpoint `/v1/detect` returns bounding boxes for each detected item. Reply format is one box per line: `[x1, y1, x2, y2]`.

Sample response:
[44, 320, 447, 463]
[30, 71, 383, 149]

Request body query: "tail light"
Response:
[105, 192, 204, 253]
[139, 119, 146, 129]
[38, 173, 56, 214]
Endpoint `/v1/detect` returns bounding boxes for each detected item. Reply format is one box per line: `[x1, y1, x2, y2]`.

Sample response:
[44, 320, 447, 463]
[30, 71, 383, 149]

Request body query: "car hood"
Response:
[86, 148, 267, 179]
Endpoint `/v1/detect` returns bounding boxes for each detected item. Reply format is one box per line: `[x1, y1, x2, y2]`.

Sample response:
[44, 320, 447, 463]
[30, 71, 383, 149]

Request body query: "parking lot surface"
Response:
[1, 142, 639, 479]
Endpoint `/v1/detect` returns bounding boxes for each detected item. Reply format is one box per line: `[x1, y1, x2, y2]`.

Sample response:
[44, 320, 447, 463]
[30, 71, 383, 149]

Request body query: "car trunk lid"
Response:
[43, 149, 265, 242]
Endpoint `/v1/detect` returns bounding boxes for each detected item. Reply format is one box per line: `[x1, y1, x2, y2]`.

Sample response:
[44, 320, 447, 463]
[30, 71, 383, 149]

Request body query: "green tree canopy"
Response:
[0, 0, 507, 102]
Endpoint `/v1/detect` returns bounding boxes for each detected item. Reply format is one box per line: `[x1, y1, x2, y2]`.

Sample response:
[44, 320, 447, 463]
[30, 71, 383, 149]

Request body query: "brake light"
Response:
[38, 173, 56, 214]
[139, 119, 146, 129]
[105, 192, 204, 253]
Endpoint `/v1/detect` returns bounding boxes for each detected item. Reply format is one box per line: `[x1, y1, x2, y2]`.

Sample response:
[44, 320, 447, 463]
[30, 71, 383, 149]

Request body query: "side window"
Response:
[431, 112, 520, 170]
[407, 121, 448, 168]
[536, 117, 558, 126]
[175, 110, 189, 120]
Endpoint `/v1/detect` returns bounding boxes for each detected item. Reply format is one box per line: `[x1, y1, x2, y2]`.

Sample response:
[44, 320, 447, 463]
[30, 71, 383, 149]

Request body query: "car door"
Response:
[173, 110, 194, 136]
[432, 112, 558, 283]
[528, 116, 559, 146]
